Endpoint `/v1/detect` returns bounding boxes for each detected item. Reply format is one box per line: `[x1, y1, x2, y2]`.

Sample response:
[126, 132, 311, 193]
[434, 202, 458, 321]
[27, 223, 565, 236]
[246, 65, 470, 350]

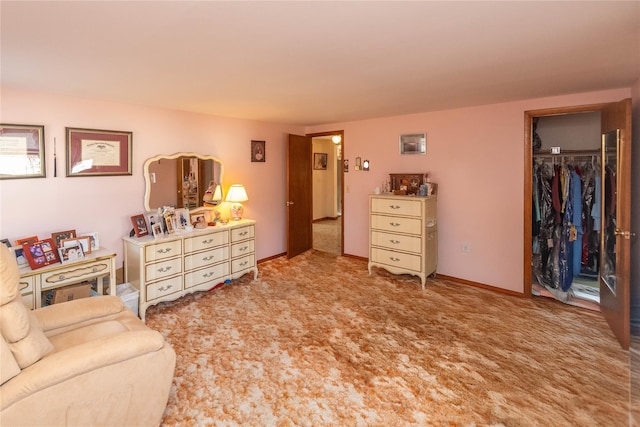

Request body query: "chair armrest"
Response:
[0, 329, 171, 410]
[33, 296, 125, 333]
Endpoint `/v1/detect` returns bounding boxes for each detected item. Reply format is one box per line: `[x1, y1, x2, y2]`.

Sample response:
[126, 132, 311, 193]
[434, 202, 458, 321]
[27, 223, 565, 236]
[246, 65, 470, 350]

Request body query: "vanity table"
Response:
[124, 152, 258, 321]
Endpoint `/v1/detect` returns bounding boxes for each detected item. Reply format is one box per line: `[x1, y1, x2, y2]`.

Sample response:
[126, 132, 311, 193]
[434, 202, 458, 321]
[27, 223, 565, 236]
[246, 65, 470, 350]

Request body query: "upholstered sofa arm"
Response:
[0, 329, 168, 410]
[33, 296, 125, 333]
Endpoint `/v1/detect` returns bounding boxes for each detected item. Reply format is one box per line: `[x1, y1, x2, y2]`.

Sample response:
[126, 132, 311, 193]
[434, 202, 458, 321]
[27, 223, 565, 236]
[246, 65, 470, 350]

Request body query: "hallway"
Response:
[312, 216, 341, 255]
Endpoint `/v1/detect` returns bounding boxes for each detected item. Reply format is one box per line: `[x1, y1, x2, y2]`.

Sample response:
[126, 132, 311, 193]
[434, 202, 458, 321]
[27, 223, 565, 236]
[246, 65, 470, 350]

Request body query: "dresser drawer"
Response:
[185, 262, 229, 289]
[145, 257, 182, 282]
[184, 231, 228, 253]
[146, 276, 182, 301]
[371, 214, 422, 235]
[371, 230, 422, 254]
[42, 260, 111, 289]
[144, 240, 182, 262]
[231, 254, 255, 274]
[370, 248, 422, 272]
[371, 197, 422, 217]
[18, 275, 35, 294]
[231, 239, 254, 258]
[231, 225, 254, 242]
[184, 247, 229, 271]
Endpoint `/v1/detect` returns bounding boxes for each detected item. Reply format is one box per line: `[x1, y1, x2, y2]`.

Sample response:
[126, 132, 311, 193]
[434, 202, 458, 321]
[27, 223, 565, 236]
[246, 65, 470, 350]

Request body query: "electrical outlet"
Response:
[462, 242, 472, 253]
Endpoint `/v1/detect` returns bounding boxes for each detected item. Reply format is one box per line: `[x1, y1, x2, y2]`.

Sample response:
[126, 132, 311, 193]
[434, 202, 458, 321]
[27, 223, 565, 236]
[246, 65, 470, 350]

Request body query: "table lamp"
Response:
[226, 184, 248, 220]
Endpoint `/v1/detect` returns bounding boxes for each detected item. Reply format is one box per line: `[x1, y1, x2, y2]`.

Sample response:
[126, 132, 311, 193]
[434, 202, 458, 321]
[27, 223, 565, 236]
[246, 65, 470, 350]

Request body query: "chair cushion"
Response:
[0, 245, 53, 369]
[0, 335, 20, 385]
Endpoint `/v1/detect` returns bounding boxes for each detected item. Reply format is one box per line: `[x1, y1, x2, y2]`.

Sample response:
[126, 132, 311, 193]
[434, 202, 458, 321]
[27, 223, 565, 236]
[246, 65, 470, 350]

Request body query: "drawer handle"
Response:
[389, 239, 401, 244]
[59, 274, 65, 280]
[202, 238, 215, 244]
[92, 267, 98, 272]
[389, 205, 401, 209]
[389, 222, 401, 227]
[158, 284, 173, 292]
[389, 257, 400, 262]
[202, 255, 215, 261]
[202, 271, 216, 278]
[239, 246, 249, 252]
[239, 261, 248, 267]
[239, 231, 248, 236]
[157, 248, 172, 254]
[157, 266, 172, 273]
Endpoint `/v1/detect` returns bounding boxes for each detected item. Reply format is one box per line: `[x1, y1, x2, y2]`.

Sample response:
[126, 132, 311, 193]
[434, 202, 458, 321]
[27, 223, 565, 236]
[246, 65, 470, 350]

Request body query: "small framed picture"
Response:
[314, 153, 327, 170]
[131, 214, 149, 237]
[1, 238, 11, 248]
[190, 212, 207, 228]
[145, 213, 160, 236]
[10, 246, 28, 266]
[51, 230, 76, 248]
[23, 239, 60, 269]
[251, 140, 266, 162]
[399, 133, 427, 155]
[175, 208, 189, 230]
[164, 212, 175, 234]
[152, 223, 163, 239]
[81, 231, 99, 251]
[58, 244, 85, 263]
[15, 235, 39, 246]
[62, 236, 92, 254]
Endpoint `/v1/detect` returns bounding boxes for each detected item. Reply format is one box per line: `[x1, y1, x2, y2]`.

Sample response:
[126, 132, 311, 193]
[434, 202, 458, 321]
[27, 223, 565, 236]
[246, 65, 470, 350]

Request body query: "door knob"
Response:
[286, 201, 295, 207]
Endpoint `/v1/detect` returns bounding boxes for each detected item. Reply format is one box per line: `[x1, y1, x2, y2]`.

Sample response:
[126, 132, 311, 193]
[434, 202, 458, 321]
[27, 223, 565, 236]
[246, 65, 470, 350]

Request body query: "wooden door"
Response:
[600, 98, 632, 349]
[286, 134, 312, 258]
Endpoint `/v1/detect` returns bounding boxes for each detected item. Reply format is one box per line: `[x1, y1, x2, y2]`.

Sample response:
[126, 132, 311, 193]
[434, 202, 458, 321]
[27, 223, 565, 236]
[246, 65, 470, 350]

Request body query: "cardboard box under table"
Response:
[52, 282, 92, 304]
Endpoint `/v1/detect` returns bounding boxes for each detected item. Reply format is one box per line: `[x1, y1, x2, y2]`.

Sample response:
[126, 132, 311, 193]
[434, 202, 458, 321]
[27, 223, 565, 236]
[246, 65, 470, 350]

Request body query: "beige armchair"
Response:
[0, 245, 176, 426]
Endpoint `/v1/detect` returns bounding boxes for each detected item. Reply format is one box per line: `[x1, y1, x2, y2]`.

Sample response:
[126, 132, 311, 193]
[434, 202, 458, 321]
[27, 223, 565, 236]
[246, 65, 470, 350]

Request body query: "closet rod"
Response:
[533, 148, 600, 157]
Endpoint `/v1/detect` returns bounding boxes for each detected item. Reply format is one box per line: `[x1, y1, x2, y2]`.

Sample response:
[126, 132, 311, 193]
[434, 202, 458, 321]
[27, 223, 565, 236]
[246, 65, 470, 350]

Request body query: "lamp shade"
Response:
[212, 184, 223, 202]
[225, 184, 248, 203]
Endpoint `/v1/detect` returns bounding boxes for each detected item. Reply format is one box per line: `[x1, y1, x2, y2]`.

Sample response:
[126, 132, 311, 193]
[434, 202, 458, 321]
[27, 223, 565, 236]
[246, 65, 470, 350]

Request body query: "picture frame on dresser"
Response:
[131, 214, 149, 237]
[23, 238, 60, 269]
[58, 244, 85, 263]
[16, 235, 39, 246]
[62, 236, 92, 254]
[51, 230, 76, 248]
[10, 246, 28, 265]
[389, 173, 423, 195]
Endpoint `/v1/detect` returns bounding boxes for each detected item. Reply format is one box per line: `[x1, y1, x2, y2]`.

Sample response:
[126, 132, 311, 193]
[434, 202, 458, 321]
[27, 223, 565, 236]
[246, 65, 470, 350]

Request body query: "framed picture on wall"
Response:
[66, 127, 132, 176]
[0, 124, 46, 179]
[399, 133, 427, 155]
[251, 140, 265, 162]
[314, 153, 327, 170]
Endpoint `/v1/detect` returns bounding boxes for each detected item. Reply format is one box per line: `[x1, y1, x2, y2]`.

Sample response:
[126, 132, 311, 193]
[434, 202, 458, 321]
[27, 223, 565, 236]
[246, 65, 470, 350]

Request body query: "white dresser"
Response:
[123, 219, 258, 321]
[368, 194, 437, 289]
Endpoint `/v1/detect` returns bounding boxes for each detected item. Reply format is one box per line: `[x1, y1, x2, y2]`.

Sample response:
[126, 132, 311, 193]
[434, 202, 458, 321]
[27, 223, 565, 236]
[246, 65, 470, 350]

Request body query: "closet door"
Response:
[600, 98, 632, 350]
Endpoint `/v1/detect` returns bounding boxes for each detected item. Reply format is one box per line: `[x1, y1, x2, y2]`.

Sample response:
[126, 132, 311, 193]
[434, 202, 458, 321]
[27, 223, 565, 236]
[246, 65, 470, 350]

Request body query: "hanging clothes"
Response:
[532, 155, 601, 299]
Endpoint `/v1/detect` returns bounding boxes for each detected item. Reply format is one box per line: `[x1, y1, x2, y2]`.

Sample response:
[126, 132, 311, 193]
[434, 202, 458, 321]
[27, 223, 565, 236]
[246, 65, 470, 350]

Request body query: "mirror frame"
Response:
[143, 152, 224, 212]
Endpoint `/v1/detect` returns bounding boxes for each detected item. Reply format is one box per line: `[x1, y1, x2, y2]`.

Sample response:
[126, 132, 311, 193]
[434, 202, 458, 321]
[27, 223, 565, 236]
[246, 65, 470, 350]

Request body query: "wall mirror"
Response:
[144, 152, 223, 211]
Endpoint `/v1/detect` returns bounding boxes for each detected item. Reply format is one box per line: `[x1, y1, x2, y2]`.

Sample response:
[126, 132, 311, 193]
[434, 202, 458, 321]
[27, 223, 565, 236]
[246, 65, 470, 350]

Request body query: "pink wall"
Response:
[1, 86, 633, 293]
[307, 88, 632, 292]
[0, 87, 305, 267]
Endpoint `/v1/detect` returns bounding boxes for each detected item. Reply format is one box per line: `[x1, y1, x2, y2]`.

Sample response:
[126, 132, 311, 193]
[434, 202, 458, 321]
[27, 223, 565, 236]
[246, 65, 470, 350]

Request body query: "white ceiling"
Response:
[2, 1, 638, 126]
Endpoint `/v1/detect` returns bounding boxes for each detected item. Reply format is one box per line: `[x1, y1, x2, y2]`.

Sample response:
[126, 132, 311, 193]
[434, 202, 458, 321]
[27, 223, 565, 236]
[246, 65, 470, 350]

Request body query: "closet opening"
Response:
[530, 111, 602, 310]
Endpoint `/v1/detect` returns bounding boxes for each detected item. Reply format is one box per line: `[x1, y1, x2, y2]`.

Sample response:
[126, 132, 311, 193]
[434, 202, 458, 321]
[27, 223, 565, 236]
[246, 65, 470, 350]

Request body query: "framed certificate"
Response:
[66, 127, 132, 176]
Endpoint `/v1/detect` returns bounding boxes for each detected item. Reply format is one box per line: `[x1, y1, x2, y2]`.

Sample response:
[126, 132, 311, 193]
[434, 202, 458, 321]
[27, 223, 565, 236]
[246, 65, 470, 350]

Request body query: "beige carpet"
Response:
[313, 217, 341, 255]
[146, 250, 630, 426]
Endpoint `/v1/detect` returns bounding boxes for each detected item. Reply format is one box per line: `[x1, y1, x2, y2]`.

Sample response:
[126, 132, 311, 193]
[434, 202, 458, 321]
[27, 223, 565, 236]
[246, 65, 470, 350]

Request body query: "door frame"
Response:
[307, 130, 345, 256]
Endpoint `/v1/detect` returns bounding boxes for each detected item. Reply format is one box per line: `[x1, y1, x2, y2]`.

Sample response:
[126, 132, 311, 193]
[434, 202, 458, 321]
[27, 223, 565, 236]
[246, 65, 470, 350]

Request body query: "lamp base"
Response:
[230, 203, 244, 221]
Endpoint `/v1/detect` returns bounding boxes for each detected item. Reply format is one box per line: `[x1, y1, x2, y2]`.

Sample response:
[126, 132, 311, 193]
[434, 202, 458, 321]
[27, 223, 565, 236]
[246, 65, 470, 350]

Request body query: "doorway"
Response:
[524, 99, 633, 349]
[311, 132, 343, 256]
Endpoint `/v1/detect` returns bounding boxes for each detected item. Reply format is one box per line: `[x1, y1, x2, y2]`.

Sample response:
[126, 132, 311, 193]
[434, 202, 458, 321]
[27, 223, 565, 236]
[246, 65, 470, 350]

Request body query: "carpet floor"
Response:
[146, 250, 630, 426]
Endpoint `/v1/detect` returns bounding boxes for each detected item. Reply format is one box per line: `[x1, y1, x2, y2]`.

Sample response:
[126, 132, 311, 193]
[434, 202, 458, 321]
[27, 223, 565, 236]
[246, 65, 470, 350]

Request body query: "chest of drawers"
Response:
[123, 219, 258, 321]
[368, 195, 437, 289]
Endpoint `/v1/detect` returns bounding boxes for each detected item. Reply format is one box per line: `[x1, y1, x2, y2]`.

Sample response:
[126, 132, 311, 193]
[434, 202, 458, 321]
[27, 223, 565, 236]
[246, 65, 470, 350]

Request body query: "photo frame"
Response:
[314, 153, 328, 170]
[81, 231, 99, 251]
[399, 133, 427, 155]
[175, 208, 189, 230]
[58, 244, 85, 263]
[146, 212, 161, 236]
[62, 236, 92, 254]
[131, 214, 149, 237]
[66, 127, 132, 176]
[152, 223, 163, 239]
[164, 212, 176, 234]
[23, 238, 60, 269]
[51, 230, 76, 248]
[389, 173, 424, 195]
[0, 124, 46, 179]
[251, 140, 265, 162]
[15, 236, 39, 246]
[10, 246, 28, 266]
[1, 238, 11, 248]
[190, 212, 207, 228]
